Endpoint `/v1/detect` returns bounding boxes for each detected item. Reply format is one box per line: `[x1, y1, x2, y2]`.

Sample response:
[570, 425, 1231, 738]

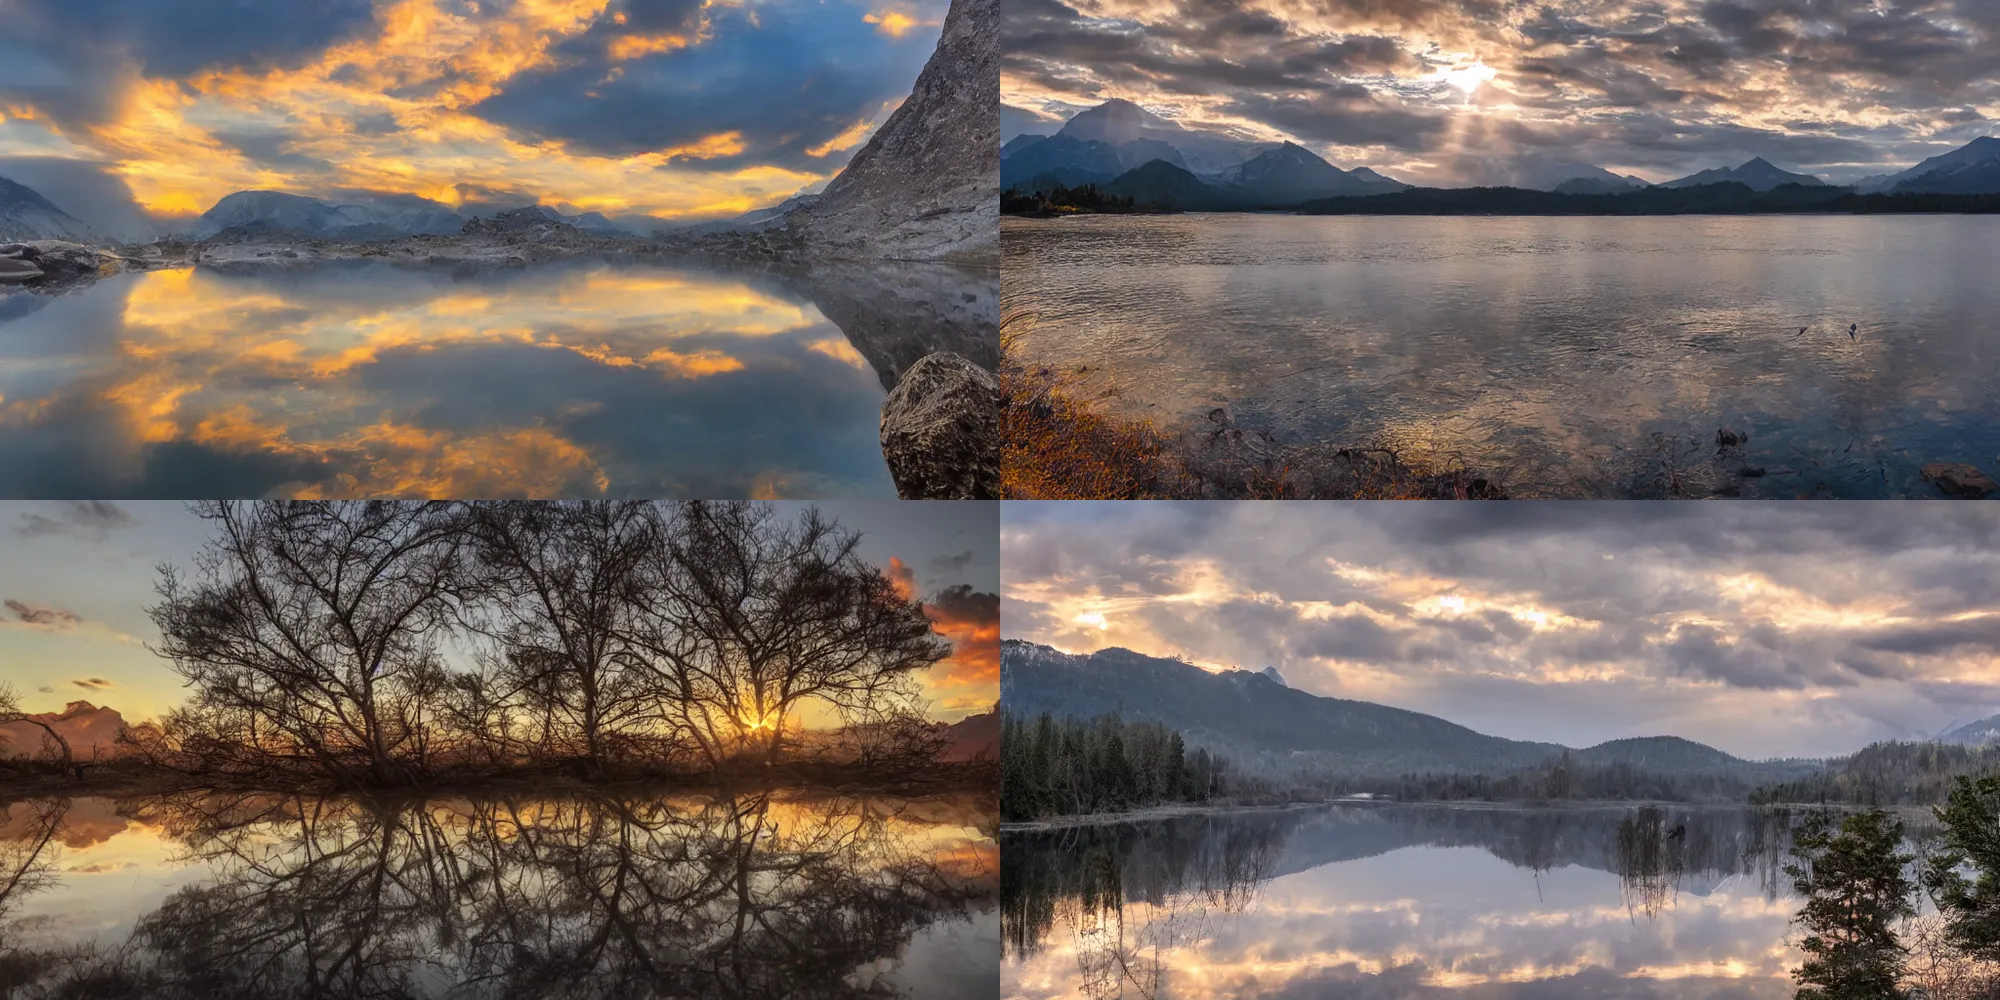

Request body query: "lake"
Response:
[0, 788, 998, 998]
[1002, 214, 2000, 497]
[1001, 802, 1899, 1000]
[0, 259, 996, 498]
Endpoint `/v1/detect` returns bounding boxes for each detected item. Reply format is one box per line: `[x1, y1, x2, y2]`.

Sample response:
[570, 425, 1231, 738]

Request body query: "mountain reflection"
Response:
[1002, 804, 1846, 999]
[0, 260, 995, 498]
[0, 789, 996, 999]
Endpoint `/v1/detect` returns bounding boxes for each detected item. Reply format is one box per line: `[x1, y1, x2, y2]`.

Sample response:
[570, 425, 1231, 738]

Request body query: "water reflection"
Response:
[1003, 214, 2000, 498]
[1001, 804, 1876, 999]
[0, 789, 997, 998]
[0, 259, 996, 498]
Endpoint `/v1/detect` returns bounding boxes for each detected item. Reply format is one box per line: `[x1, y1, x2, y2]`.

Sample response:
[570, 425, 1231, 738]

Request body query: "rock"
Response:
[1922, 463, 1999, 498]
[0, 240, 116, 281]
[790, 0, 996, 262]
[1716, 427, 1746, 449]
[0, 257, 43, 282]
[880, 352, 997, 499]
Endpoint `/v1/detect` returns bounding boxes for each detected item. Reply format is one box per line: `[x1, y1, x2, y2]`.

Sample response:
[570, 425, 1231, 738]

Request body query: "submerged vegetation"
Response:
[999, 312, 1504, 499]
[2, 501, 988, 796]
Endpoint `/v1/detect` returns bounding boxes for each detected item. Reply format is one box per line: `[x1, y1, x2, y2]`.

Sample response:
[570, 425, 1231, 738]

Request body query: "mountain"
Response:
[1220, 141, 1405, 205]
[1493, 159, 1647, 193]
[682, 193, 821, 235]
[1103, 160, 1235, 211]
[1052, 99, 1267, 175]
[1662, 157, 1827, 191]
[1001, 133, 1047, 158]
[999, 134, 1124, 190]
[942, 710, 998, 761]
[1554, 176, 1647, 195]
[1878, 136, 2000, 194]
[1000, 640, 1772, 778]
[1001, 640, 1565, 771]
[0, 701, 125, 761]
[1114, 138, 1188, 172]
[1570, 736, 1744, 772]
[0, 175, 97, 243]
[1055, 98, 1182, 146]
[789, 0, 996, 261]
[1938, 714, 2000, 747]
[188, 190, 464, 240]
[1001, 103, 1063, 145]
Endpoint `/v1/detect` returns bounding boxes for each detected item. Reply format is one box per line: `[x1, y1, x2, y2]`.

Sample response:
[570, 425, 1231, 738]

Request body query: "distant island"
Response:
[1001, 99, 2000, 216]
[999, 639, 2000, 824]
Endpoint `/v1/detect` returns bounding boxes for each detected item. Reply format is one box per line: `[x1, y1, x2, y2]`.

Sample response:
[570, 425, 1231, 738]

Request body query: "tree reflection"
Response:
[1, 790, 990, 999]
[1003, 814, 1281, 1000]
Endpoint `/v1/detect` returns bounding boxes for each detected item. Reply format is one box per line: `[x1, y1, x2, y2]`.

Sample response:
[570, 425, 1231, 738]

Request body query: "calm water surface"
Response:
[1001, 803, 1893, 1000]
[0, 259, 996, 498]
[1003, 215, 2000, 497]
[0, 789, 997, 998]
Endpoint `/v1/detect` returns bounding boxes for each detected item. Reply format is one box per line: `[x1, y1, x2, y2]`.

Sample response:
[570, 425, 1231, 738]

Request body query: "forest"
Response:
[0, 501, 984, 793]
[999, 712, 1238, 821]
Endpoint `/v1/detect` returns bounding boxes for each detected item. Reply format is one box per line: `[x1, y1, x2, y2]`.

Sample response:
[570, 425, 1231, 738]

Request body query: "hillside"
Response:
[791, 0, 996, 261]
[1000, 640, 1566, 772]
[0, 175, 97, 243]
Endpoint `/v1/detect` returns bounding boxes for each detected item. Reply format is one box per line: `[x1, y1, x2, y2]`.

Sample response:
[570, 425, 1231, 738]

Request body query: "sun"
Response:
[1440, 62, 1497, 95]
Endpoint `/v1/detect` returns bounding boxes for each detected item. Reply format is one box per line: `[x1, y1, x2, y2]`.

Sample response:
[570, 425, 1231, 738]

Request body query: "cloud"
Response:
[468, 0, 938, 172]
[1004, 0, 2000, 183]
[930, 549, 975, 574]
[0, 0, 944, 220]
[1001, 502, 2000, 758]
[70, 677, 113, 691]
[886, 555, 919, 600]
[4, 599, 83, 629]
[925, 583, 1000, 687]
[14, 501, 137, 541]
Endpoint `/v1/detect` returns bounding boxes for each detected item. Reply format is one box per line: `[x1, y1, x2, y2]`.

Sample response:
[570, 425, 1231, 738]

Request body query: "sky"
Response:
[0, 500, 997, 725]
[0, 0, 947, 235]
[1002, 502, 2000, 760]
[1001, 0, 2000, 186]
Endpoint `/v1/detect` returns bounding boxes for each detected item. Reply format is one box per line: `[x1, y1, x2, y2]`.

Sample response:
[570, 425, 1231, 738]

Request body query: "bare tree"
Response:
[623, 502, 950, 769]
[148, 501, 468, 785]
[461, 501, 658, 771]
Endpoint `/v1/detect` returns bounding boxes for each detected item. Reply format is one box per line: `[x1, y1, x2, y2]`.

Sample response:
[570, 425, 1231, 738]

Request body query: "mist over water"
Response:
[1003, 214, 2000, 498]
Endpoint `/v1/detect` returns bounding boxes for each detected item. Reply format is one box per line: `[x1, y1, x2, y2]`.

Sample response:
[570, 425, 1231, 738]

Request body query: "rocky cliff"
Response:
[792, 0, 997, 263]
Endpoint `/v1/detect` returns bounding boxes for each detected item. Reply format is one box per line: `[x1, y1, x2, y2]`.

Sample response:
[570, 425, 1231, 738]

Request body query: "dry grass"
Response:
[1000, 311, 1504, 500]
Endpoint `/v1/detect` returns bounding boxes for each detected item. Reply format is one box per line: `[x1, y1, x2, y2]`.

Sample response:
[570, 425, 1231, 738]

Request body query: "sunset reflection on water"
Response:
[0, 261, 898, 498]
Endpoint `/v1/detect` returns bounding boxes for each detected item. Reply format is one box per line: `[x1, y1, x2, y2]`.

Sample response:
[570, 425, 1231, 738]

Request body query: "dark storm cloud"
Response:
[1005, 0, 2000, 180]
[1002, 503, 2000, 756]
[0, 0, 377, 129]
[468, 1, 937, 171]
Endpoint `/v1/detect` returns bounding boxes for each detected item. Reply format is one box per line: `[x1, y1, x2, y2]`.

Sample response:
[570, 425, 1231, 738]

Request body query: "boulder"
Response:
[1922, 463, 1999, 498]
[0, 257, 42, 282]
[0, 240, 115, 282]
[880, 352, 997, 499]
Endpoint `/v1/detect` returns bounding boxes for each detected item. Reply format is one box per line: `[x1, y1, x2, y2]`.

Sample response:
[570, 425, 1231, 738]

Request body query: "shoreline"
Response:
[999, 795, 1930, 833]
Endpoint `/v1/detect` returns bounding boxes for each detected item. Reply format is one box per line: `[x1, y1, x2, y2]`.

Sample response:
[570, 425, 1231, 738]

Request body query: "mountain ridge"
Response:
[1000, 639, 1773, 776]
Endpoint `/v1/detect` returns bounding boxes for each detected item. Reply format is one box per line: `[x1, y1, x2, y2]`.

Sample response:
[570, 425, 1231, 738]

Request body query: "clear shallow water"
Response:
[1002, 215, 2000, 497]
[1001, 803, 1879, 1000]
[0, 789, 998, 998]
[0, 259, 995, 498]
